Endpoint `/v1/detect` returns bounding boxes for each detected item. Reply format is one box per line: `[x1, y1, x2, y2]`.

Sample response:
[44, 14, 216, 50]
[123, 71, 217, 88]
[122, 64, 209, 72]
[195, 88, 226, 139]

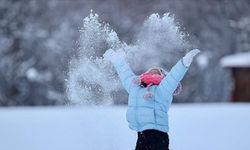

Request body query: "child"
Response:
[104, 48, 200, 150]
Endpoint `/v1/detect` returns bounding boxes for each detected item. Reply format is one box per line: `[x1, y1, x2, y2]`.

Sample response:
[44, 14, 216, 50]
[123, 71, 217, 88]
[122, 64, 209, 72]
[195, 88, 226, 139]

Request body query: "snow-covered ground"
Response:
[0, 104, 250, 150]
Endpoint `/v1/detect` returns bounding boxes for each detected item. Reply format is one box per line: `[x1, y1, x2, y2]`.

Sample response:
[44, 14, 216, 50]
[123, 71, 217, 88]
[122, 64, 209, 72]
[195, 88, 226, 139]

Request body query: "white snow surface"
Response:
[0, 104, 250, 150]
[220, 52, 250, 67]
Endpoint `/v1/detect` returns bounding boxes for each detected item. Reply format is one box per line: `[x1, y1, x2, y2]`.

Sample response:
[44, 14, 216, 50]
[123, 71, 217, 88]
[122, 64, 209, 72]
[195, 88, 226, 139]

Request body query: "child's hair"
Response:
[140, 81, 148, 88]
[146, 67, 165, 76]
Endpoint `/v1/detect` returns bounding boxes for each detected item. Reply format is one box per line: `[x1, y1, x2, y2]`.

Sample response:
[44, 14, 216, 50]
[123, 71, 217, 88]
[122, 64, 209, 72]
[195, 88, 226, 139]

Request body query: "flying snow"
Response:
[67, 11, 190, 105]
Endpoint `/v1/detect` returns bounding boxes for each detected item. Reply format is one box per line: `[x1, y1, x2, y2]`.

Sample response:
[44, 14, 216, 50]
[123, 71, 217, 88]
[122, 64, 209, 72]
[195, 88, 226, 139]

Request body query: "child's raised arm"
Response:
[103, 49, 136, 93]
[156, 49, 200, 98]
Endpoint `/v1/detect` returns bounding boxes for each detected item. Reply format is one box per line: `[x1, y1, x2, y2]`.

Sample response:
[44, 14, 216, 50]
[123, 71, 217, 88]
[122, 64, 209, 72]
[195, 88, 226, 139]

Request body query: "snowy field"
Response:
[0, 104, 250, 150]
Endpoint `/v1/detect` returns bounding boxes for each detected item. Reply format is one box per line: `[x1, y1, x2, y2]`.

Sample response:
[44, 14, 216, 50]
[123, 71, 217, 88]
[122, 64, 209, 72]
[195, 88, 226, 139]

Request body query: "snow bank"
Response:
[220, 52, 250, 67]
[0, 104, 250, 150]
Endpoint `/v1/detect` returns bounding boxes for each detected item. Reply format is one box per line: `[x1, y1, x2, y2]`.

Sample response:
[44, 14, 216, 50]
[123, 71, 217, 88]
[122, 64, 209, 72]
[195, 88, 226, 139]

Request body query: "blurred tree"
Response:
[0, 0, 75, 106]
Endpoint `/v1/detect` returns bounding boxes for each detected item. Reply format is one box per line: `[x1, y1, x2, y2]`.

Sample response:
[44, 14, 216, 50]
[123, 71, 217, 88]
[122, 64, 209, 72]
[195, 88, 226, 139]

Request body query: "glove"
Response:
[103, 48, 125, 63]
[107, 32, 120, 48]
[182, 49, 200, 67]
[103, 49, 115, 62]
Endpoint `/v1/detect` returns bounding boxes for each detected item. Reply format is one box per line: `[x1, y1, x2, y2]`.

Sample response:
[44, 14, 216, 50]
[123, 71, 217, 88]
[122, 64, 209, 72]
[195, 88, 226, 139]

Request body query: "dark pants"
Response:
[135, 129, 169, 150]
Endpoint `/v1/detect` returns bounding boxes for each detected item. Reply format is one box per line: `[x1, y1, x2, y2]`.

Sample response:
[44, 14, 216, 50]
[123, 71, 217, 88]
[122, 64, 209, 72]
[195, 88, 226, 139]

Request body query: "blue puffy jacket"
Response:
[112, 57, 188, 133]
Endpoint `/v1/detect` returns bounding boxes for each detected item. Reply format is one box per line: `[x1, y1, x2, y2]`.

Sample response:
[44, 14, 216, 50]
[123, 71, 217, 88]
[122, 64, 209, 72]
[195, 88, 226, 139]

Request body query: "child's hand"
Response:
[103, 49, 115, 62]
[103, 48, 125, 63]
[182, 49, 201, 67]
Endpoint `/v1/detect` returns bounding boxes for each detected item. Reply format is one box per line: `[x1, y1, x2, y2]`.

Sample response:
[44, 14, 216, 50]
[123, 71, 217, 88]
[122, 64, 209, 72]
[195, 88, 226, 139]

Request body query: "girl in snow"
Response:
[103, 48, 200, 150]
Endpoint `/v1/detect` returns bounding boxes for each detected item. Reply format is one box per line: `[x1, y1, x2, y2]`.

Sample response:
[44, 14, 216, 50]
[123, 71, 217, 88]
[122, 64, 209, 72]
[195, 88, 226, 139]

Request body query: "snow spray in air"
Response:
[66, 11, 190, 105]
[127, 13, 190, 72]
